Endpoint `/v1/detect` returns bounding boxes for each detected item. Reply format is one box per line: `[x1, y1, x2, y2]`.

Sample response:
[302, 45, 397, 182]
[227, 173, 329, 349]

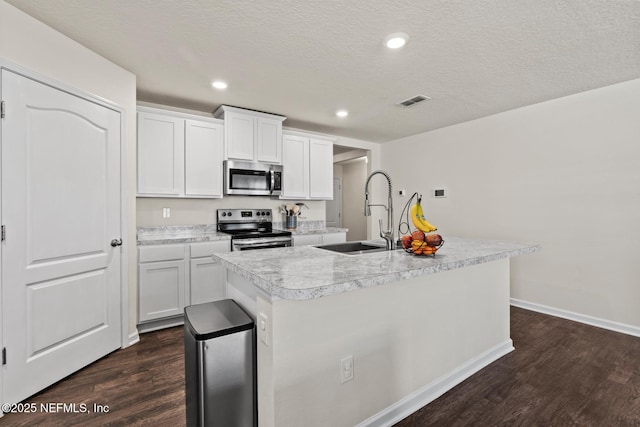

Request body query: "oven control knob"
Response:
[266, 211, 270, 216]
[221, 212, 226, 217]
[227, 211, 233, 217]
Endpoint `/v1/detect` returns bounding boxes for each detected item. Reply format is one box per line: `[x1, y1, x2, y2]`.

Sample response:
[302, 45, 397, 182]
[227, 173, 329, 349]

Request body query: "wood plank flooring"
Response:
[2, 307, 639, 426]
[1, 327, 186, 426]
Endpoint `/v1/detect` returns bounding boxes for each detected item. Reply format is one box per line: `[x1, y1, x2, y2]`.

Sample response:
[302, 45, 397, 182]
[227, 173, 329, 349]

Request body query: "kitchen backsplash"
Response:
[136, 197, 326, 227]
[272, 220, 326, 232]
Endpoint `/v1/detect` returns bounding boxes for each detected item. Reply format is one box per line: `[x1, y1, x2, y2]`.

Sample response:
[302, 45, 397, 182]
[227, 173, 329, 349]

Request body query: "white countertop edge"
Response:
[217, 242, 540, 301]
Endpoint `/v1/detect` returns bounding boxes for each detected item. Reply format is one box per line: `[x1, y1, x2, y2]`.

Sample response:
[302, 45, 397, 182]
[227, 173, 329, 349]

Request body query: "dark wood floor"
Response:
[2, 307, 639, 426]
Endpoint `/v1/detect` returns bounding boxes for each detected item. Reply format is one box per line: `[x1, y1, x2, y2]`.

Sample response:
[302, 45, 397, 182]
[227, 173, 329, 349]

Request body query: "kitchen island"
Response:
[214, 236, 538, 427]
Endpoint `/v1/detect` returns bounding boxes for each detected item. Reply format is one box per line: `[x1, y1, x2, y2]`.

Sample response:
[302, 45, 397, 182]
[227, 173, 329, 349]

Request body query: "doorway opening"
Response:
[328, 145, 369, 241]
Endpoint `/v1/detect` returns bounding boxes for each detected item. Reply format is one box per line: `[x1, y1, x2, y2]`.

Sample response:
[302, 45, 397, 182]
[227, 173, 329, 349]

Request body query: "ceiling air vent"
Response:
[397, 94, 431, 107]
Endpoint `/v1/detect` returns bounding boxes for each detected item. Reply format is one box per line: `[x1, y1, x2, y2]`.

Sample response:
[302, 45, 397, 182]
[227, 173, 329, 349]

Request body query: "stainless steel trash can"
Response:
[184, 299, 256, 427]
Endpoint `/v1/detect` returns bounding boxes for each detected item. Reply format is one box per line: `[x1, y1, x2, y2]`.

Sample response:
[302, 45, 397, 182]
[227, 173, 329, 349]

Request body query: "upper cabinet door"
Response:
[185, 120, 224, 197]
[214, 105, 286, 164]
[137, 112, 184, 195]
[256, 117, 283, 164]
[225, 111, 255, 161]
[281, 134, 310, 199]
[309, 138, 333, 199]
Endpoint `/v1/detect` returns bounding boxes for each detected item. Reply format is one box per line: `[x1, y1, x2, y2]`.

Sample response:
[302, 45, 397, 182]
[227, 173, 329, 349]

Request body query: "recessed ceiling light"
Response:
[212, 81, 228, 90]
[336, 110, 349, 118]
[384, 32, 409, 49]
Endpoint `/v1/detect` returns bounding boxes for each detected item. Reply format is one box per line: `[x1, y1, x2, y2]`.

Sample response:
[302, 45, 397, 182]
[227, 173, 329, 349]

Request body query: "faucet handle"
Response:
[378, 219, 394, 250]
[379, 219, 391, 236]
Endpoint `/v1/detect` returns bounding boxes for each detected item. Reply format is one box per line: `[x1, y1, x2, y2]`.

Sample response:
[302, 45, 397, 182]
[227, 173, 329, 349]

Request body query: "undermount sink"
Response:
[316, 241, 389, 255]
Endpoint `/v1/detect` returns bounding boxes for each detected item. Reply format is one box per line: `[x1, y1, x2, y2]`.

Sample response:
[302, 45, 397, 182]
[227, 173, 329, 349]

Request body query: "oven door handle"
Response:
[233, 236, 292, 246]
[233, 241, 291, 250]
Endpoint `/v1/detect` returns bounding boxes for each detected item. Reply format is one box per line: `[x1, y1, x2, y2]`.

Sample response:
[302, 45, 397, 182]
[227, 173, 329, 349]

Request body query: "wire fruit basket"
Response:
[404, 238, 444, 256]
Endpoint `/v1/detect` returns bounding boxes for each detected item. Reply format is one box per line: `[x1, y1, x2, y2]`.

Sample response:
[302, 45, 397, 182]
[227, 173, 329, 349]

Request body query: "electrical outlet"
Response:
[340, 355, 354, 383]
[162, 207, 171, 218]
[258, 312, 270, 346]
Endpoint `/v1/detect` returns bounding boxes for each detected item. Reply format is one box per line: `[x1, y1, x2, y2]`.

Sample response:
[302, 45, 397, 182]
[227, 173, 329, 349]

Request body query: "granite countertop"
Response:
[289, 226, 348, 235]
[137, 225, 230, 245]
[215, 236, 539, 301]
[137, 223, 347, 245]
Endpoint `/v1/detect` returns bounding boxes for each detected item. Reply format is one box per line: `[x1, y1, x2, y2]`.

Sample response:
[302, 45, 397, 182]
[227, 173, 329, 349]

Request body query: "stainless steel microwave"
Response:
[223, 160, 282, 196]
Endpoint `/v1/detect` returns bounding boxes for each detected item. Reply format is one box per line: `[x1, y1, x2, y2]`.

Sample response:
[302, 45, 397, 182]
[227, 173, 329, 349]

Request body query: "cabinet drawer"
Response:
[139, 244, 185, 263]
[190, 240, 230, 258]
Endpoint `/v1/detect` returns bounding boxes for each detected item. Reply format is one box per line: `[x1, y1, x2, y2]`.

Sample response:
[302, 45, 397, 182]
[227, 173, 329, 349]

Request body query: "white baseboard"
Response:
[357, 340, 514, 427]
[137, 316, 185, 334]
[510, 298, 640, 338]
[126, 330, 140, 348]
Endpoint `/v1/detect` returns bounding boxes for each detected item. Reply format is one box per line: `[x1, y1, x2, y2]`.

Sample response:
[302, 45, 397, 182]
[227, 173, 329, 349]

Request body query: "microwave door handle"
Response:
[270, 170, 275, 194]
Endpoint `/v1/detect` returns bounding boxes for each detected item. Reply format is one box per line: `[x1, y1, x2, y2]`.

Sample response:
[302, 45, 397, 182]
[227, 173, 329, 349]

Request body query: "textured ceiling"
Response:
[6, 0, 640, 142]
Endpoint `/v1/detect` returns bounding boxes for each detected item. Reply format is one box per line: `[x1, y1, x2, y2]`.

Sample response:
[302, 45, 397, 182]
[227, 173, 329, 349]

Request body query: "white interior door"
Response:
[1, 69, 122, 404]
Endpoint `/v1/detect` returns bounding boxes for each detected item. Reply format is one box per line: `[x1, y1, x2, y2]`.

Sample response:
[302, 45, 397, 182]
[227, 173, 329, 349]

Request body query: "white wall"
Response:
[381, 79, 640, 329]
[137, 197, 326, 226]
[0, 1, 138, 339]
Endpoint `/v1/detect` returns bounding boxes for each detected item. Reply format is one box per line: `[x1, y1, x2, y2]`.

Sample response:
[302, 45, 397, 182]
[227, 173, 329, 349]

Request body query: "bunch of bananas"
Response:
[410, 197, 437, 233]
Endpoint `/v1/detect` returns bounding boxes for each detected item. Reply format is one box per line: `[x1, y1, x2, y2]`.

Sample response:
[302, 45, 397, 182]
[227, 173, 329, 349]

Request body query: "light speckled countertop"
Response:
[136, 223, 347, 245]
[137, 225, 230, 245]
[289, 227, 348, 235]
[215, 236, 539, 301]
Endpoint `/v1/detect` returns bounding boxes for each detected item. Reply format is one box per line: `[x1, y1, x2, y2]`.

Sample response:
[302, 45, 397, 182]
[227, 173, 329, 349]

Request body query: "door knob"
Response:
[110, 238, 123, 247]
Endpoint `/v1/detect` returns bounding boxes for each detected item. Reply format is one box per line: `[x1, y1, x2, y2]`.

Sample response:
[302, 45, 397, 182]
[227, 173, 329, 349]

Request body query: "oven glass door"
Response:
[232, 236, 292, 251]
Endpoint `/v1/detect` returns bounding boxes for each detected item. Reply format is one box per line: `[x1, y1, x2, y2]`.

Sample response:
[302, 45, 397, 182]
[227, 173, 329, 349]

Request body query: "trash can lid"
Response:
[184, 299, 254, 340]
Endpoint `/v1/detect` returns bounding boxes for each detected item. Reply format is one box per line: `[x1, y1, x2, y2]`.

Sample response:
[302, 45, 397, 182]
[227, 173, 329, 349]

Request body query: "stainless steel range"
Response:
[217, 208, 292, 251]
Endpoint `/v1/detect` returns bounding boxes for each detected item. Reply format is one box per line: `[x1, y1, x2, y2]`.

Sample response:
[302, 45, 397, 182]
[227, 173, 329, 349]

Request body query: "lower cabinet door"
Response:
[139, 260, 186, 322]
[189, 257, 226, 305]
[322, 232, 346, 245]
[293, 234, 323, 246]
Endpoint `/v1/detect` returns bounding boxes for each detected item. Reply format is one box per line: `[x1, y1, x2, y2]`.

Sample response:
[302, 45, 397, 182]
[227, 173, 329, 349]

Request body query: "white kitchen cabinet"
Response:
[308, 138, 334, 199]
[282, 134, 309, 198]
[223, 110, 255, 160]
[293, 232, 346, 246]
[189, 241, 230, 305]
[137, 106, 224, 198]
[293, 234, 322, 246]
[214, 105, 286, 164]
[138, 240, 231, 327]
[137, 111, 184, 195]
[320, 232, 347, 245]
[185, 119, 224, 197]
[281, 131, 334, 200]
[138, 244, 187, 322]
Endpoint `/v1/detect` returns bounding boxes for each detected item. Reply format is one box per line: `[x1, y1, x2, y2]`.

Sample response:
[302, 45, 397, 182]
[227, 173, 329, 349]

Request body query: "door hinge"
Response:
[1, 100, 5, 118]
[2, 347, 6, 365]
[1, 225, 5, 241]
